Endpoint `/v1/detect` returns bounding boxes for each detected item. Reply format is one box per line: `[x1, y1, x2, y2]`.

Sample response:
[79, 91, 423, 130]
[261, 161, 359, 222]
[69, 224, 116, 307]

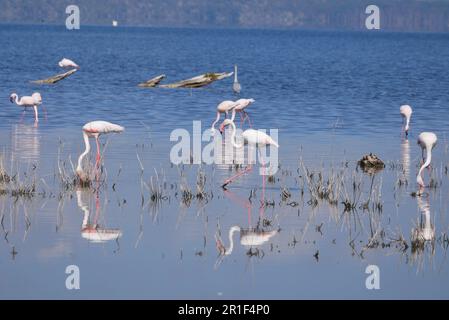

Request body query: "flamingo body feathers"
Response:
[59, 58, 79, 69]
[82, 121, 124, 134]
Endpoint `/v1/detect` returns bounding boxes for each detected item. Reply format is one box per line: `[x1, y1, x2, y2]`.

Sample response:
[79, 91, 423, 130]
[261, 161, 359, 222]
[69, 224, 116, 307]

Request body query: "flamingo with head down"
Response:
[416, 132, 437, 190]
[400, 105, 412, 137]
[220, 119, 278, 188]
[223, 98, 255, 130]
[211, 100, 239, 134]
[76, 121, 124, 181]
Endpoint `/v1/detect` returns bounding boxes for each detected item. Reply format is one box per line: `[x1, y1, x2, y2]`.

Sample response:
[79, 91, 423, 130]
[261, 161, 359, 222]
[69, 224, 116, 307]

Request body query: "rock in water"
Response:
[358, 153, 385, 173]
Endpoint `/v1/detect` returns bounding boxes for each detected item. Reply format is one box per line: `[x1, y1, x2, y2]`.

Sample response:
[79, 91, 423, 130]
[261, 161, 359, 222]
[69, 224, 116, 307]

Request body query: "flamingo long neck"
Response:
[225, 226, 240, 255]
[230, 109, 236, 122]
[14, 95, 22, 105]
[234, 66, 238, 83]
[77, 131, 91, 174]
[405, 116, 410, 133]
[211, 111, 220, 132]
[417, 146, 432, 185]
[230, 121, 243, 148]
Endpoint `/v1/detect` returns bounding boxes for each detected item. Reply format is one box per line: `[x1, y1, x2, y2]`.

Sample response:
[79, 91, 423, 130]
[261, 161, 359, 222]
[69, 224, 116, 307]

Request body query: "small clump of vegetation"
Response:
[0, 155, 37, 198]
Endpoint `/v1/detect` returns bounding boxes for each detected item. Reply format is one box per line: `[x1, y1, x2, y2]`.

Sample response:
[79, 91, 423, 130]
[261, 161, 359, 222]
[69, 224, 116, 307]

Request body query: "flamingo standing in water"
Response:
[400, 105, 412, 137]
[59, 58, 80, 69]
[220, 119, 278, 188]
[417, 132, 437, 189]
[211, 100, 239, 134]
[233, 65, 241, 94]
[76, 121, 124, 180]
[219, 98, 255, 131]
[9, 92, 42, 122]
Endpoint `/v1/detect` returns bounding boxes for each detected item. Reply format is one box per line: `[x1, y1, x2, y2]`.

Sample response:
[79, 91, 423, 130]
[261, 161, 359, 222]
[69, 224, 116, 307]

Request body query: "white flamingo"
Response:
[9, 92, 42, 122]
[58, 58, 80, 69]
[210, 100, 239, 133]
[220, 119, 278, 187]
[233, 65, 241, 94]
[225, 98, 255, 129]
[417, 132, 437, 188]
[76, 121, 124, 180]
[400, 105, 412, 137]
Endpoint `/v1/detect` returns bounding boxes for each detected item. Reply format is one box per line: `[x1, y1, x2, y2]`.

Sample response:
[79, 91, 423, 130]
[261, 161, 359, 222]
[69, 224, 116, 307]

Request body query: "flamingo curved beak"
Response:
[219, 124, 225, 135]
[9, 96, 14, 103]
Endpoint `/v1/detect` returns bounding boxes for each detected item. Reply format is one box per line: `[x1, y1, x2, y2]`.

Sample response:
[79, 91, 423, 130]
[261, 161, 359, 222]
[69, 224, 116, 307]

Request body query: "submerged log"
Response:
[138, 74, 166, 87]
[158, 72, 233, 88]
[31, 69, 77, 84]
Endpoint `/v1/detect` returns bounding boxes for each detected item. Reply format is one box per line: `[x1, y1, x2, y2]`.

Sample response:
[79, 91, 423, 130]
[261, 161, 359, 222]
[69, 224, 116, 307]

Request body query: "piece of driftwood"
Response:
[158, 72, 233, 88]
[138, 74, 166, 87]
[358, 153, 385, 174]
[31, 69, 77, 84]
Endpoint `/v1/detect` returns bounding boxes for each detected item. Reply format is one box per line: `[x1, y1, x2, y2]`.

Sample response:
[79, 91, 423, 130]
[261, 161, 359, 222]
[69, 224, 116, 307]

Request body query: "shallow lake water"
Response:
[1, 25, 449, 299]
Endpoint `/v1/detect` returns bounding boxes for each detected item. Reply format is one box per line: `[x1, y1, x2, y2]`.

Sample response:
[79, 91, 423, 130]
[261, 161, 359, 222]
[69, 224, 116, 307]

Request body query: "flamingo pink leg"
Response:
[222, 165, 253, 187]
[244, 111, 252, 128]
[94, 136, 102, 181]
[239, 112, 244, 128]
[258, 149, 266, 217]
[33, 106, 39, 123]
[95, 136, 101, 166]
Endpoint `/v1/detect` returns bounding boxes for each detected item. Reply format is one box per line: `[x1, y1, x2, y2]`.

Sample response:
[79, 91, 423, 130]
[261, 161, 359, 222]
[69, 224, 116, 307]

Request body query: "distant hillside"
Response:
[1, 0, 449, 32]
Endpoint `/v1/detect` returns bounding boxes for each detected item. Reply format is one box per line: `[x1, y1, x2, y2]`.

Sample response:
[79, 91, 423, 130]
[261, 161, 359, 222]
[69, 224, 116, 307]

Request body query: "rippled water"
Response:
[1, 25, 449, 299]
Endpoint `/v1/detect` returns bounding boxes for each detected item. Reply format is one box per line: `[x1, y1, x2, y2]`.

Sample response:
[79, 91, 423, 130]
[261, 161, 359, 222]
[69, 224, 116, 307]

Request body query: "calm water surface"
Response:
[1, 25, 449, 299]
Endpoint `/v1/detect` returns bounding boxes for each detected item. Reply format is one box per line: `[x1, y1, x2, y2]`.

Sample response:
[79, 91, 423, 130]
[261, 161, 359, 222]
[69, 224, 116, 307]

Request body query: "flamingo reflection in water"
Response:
[214, 188, 279, 268]
[400, 139, 410, 184]
[411, 195, 435, 272]
[10, 124, 41, 163]
[76, 188, 122, 243]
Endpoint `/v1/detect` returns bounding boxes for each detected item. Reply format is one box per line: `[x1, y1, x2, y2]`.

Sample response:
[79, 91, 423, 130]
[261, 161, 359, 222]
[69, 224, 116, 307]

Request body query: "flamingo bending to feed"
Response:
[233, 65, 241, 94]
[400, 105, 412, 137]
[220, 119, 278, 188]
[211, 100, 239, 133]
[76, 121, 124, 180]
[220, 98, 255, 131]
[9, 92, 42, 122]
[417, 132, 437, 189]
[58, 58, 80, 69]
